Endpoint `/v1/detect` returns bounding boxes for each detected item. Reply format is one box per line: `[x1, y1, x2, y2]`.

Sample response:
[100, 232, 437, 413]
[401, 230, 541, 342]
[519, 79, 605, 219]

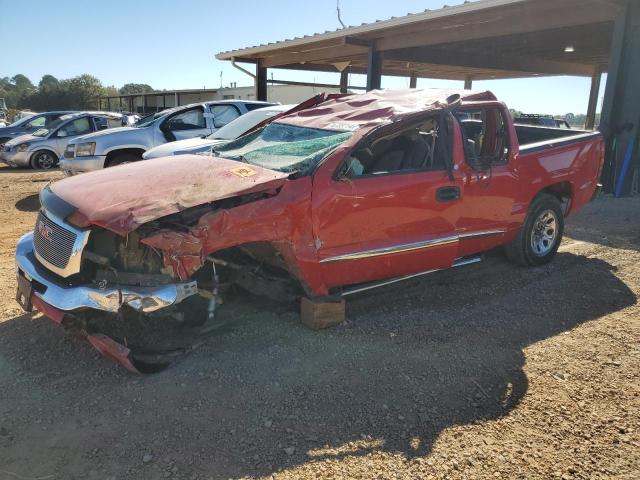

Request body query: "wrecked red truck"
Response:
[15, 89, 604, 372]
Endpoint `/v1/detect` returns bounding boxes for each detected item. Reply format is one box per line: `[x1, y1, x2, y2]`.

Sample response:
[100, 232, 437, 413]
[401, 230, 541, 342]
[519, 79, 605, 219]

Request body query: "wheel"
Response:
[505, 193, 564, 266]
[106, 152, 140, 167]
[30, 150, 58, 170]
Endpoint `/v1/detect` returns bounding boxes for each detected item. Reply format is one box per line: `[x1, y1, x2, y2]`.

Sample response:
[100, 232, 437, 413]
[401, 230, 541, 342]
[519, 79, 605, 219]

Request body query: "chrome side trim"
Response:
[17, 233, 198, 314]
[341, 255, 482, 296]
[319, 229, 505, 264]
[458, 229, 506, 240]
[33, 209, 90, 278]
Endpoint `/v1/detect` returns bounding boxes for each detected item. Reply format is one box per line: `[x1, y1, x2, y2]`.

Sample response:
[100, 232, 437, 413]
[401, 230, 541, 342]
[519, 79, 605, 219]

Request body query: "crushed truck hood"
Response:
[49, 155, 288, 235]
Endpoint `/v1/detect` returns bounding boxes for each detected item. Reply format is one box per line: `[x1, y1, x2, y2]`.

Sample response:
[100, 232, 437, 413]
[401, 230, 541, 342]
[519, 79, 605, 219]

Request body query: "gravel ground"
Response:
[0, 165, 638, 480]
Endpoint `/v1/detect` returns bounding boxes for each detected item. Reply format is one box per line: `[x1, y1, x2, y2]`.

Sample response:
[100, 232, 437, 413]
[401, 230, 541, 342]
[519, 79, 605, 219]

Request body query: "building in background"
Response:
[99, 83, 340, 114]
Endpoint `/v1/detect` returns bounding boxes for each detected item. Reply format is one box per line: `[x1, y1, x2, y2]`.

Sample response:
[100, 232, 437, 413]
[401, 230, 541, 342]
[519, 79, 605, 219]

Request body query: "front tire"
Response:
[506, 193, 564, 266]
[30, 150, 58, 170]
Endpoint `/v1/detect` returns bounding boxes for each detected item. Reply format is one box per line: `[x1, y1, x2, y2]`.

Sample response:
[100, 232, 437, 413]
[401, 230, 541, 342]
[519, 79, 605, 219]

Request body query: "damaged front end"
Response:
[16, 187, 304, 373]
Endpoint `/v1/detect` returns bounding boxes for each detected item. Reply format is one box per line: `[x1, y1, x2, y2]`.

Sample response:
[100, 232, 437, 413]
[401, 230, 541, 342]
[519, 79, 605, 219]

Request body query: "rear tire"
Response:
[106, 152, 140, 167]
[505, 193, 564, 266]
[30, 150, 58, 170]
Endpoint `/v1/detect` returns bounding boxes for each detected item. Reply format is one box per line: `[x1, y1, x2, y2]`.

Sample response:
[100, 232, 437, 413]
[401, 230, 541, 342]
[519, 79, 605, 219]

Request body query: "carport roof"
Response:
[216, 0, 623, 80]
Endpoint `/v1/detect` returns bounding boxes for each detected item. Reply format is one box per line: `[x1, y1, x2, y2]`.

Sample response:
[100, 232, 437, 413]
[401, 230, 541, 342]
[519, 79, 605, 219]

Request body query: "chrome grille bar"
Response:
[32, 210, 90, 277]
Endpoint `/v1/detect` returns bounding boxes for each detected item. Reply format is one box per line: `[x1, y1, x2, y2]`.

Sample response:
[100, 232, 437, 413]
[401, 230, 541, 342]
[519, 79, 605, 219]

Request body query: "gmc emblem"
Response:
[37, 221, 53, 241]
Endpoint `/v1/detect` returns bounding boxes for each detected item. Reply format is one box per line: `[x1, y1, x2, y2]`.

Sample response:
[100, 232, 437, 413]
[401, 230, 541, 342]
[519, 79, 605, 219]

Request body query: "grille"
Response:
[33, 211, 77, 269]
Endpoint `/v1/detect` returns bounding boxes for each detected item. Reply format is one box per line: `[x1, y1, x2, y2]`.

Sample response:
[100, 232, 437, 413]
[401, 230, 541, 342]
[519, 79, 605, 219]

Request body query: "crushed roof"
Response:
[274, 88, 497, 131]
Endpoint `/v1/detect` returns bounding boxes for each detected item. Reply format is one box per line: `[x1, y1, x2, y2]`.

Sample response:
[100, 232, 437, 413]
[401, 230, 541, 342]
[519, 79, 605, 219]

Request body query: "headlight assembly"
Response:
[75, 142, 96, 157]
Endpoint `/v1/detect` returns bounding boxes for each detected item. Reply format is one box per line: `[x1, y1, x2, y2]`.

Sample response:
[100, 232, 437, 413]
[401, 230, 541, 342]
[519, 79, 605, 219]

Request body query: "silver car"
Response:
[0, 111, 74, 147]
[0, 112, 128, 169]
[59, 100, 275, 175]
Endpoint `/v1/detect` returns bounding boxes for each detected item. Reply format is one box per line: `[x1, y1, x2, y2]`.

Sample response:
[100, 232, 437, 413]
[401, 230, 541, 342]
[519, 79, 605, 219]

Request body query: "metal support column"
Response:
[464, 76, 473, 90]
[585, 68, 602, 130]
[366, 48, 382, 91]
[256, 59, 268, 101]
[409, 73, 417, 88]
[600, 0, 640, 195]
[339, 69, 349, 94]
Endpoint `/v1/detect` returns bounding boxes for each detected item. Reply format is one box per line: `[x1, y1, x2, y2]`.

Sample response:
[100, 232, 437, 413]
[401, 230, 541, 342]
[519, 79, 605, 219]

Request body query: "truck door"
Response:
[160, 106, 210, 142]
[312, 114, 463, 291]
[454, 104, 518, 257]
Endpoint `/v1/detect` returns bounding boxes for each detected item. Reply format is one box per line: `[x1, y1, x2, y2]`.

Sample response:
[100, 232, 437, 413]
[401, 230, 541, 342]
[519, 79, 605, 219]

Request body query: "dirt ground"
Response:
[0, 165, 638, 480]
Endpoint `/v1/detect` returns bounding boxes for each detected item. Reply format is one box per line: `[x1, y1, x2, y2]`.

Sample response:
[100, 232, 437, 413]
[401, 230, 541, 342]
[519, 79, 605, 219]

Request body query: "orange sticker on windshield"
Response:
[229, 166, 257, 178]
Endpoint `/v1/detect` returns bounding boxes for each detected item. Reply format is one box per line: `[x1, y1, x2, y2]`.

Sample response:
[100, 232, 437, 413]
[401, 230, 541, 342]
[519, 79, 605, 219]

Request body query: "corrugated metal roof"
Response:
[215, 0, 527, 60]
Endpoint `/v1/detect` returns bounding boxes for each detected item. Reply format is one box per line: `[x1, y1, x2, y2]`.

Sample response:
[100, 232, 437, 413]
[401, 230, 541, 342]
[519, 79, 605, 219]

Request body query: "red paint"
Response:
[49, 89, 604, 297]
[31, 295, 65, 324]
[86, 334, 140, 374]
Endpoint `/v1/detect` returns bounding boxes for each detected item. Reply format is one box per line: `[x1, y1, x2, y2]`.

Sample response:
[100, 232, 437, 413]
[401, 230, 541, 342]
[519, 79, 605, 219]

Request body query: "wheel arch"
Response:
[105, 148, 146, 166]
[535, 181, 574, 216]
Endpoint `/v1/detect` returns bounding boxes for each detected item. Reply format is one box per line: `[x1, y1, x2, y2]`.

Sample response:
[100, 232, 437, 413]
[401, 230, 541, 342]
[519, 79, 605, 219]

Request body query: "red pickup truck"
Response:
[16, 89, 604, 371]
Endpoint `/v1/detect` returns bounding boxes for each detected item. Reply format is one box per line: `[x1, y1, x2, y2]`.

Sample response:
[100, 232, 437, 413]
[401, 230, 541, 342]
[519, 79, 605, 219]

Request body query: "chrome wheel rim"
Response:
[531, 209, 558, 256]
[37, 153, 55, 169]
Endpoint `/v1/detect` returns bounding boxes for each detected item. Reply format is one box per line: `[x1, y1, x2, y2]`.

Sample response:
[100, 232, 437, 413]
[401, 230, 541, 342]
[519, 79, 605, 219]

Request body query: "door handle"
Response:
[436, 186, 461, 202]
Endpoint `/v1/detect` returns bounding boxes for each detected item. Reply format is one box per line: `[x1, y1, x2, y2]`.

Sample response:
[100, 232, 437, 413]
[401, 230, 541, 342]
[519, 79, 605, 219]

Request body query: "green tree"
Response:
[119, 83, 154, 95]
[59, 74, 105, 109]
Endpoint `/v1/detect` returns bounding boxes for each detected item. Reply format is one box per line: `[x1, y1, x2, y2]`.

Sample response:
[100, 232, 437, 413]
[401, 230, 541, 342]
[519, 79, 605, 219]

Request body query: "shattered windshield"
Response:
[215, 122, 352, 174]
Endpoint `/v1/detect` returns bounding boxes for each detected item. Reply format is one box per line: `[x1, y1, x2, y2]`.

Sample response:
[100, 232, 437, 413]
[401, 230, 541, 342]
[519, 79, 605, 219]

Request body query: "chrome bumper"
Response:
[16, 232, 198, 314]
[59, 155, 106, 174]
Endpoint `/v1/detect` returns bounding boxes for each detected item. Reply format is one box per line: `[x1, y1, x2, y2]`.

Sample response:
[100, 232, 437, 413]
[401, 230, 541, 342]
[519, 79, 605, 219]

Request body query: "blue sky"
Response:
[0, 0, 604, 115]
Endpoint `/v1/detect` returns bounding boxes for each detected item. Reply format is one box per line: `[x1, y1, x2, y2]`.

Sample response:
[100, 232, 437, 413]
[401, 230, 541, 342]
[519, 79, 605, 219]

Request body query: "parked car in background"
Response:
[142, 104, 295, 160]
[0, 111, 74, 147]
[514, 114, 571, 129]
[59, 100, 276, 175]
[15, 89, 604, 371]
[1, 112, 129, 169]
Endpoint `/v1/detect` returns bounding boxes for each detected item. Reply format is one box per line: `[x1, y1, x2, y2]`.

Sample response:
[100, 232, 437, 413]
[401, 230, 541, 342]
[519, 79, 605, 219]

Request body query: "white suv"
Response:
[60, 100, 274, 175]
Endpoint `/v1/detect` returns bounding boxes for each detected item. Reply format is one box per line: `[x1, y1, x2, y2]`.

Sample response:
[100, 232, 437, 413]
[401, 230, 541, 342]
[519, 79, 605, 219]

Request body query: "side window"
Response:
[26, 116, 46, 129]
[57, 117, 92, 137]
[107, 116, 124, 128]
[211, 105, 240, 128]
[456, 108, 508, 166]
[93, 116, 109, 131]
[340, 116, 445, 179]
[166, 107, 206, 131]
[45, 114, 62, 127]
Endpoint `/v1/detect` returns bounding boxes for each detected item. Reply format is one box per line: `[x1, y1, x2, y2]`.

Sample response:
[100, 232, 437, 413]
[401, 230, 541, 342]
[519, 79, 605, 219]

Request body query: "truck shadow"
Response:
[564, 195, 640, 251]
[0, 251, 635, 479]
[14, 193, 40, 212]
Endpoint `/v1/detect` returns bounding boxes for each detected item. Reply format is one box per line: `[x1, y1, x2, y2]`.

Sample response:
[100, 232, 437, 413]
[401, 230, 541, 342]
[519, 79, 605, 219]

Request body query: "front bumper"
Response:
[59, 155, 106, 175]
[16, 232, 198, 314]
[1, 149, 30, 167]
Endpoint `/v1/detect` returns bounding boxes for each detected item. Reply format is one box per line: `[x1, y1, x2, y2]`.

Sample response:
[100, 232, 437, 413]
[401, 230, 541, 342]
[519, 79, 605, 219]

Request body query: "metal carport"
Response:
[216, 0, 639, 195]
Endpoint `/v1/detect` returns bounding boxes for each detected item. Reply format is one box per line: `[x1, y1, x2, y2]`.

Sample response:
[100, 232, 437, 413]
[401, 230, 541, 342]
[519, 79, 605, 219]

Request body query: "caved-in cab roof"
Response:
[276, 88, 497, 132]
